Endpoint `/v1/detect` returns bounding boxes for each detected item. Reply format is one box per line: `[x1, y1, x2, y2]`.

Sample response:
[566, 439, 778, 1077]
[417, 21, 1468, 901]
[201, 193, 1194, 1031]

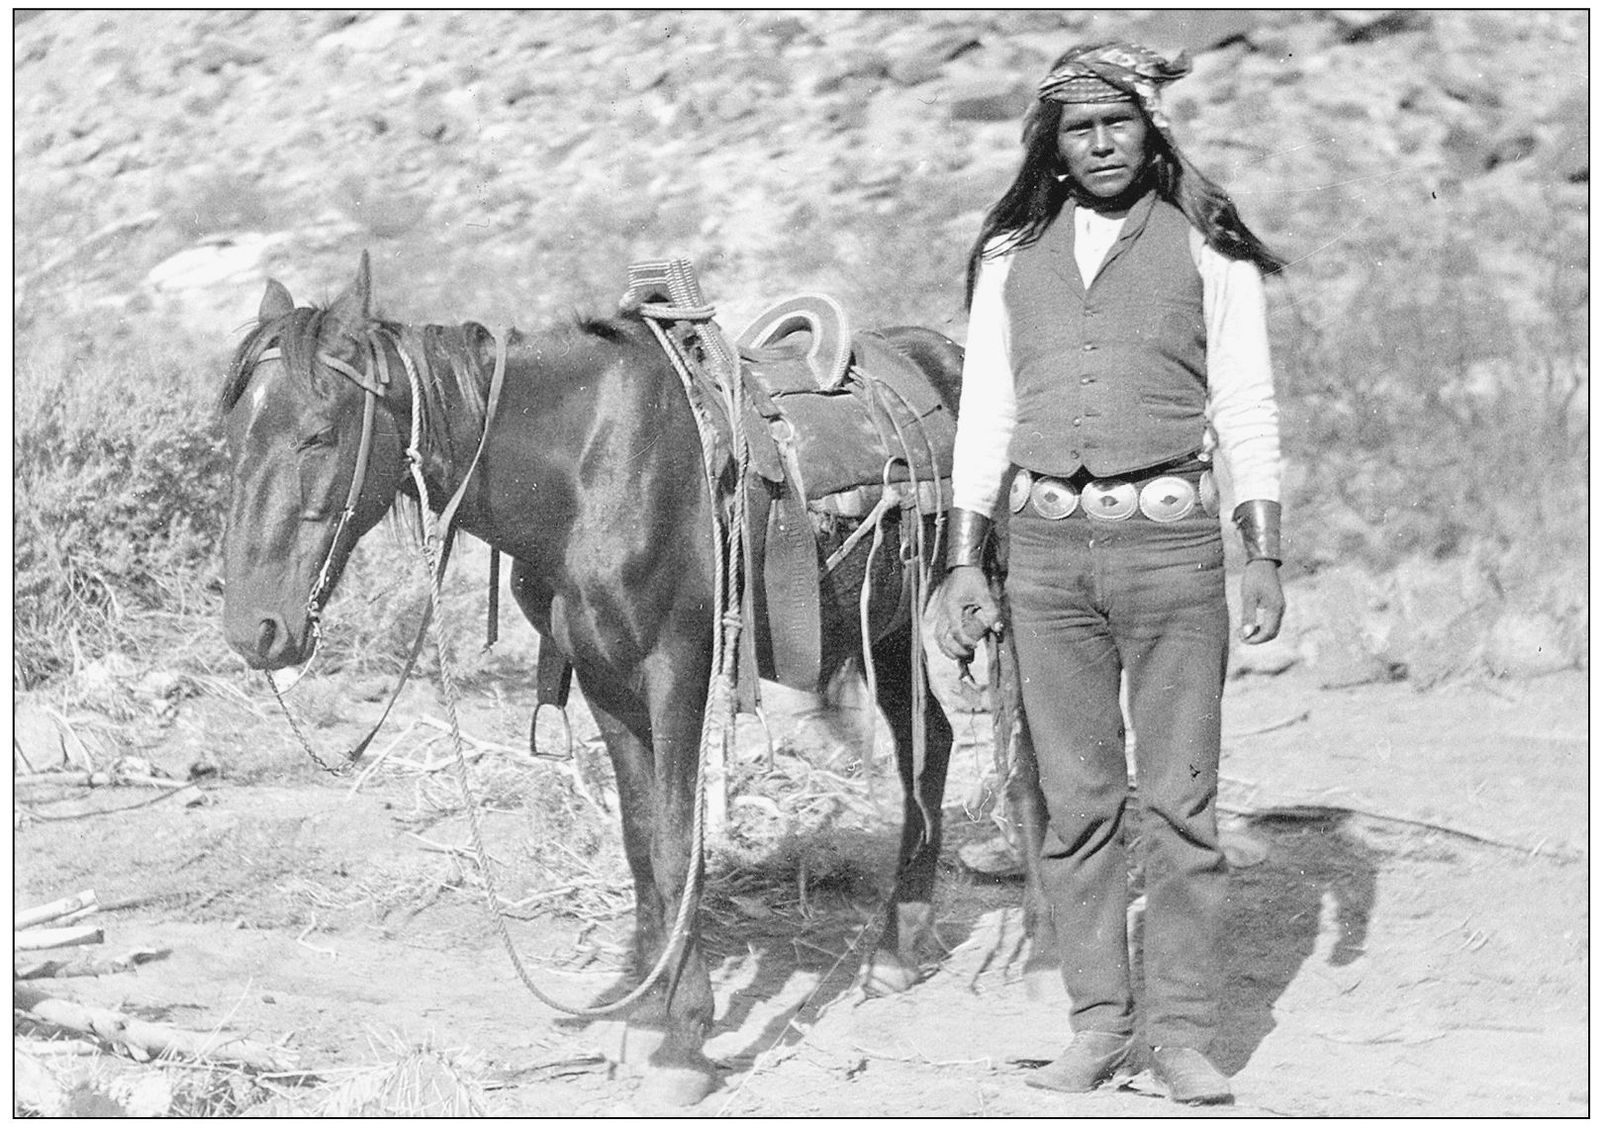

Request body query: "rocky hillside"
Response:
[14, 9, 1586, 339]
[12, 9, 1589, 687]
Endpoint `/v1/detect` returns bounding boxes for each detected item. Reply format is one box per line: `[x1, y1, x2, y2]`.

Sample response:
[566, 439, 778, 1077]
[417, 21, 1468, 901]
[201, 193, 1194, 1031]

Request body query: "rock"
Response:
[146, 233, 281, 293]
[756, 15, 811, 47]
[950, 78, 1028, 122]
[1329, 10, 1433, 44]
[1230, 636, 1300, 678]
[135, 669, 187, 702]
[196, 38, 266, 73]
[809, 49, 888, 95]
[887, 33, 979, 86]
[1128, 9, 1264, 52]
[13, 701, 78, 772]
[1301, 568, 1393, 689]
[1482, 610, 1575, 678]
[959, 835, 1023, 879]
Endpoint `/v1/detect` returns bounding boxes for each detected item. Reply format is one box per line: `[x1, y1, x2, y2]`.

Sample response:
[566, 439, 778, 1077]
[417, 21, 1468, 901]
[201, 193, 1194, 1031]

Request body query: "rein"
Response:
[254, 337, 387, 774]
[255, 328, 508, 774]
[257, 313, 727, 1020]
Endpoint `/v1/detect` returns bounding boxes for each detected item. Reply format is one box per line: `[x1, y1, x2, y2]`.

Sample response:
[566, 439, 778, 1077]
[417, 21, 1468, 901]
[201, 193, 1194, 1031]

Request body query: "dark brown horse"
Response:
[218, 254, 963, 1105]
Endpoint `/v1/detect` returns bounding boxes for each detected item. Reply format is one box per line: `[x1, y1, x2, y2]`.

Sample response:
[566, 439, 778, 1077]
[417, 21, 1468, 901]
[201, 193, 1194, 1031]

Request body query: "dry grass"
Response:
[258, 1034, 491, 1117]
[13, 1030, 492, 1118]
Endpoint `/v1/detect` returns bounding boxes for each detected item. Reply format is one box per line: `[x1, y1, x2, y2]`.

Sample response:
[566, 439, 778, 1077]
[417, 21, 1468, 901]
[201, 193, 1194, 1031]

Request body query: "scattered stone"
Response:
[1230, 637, 1300, 678]
[886, 33, 980, 87]
[809, 49, 888, 95]
[1482, 610, 1575, 679]
[1301, 568, 1394, 689]
[959, 835, 1023, 879]
[1329, 10, 1433, 44]
[146, 233, 279, 293]
[950, 78, 1028, 122]
[195, 39, 266, 73]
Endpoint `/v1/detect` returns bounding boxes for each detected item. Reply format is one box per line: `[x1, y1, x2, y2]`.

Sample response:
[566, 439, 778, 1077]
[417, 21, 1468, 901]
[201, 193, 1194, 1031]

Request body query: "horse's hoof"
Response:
[603, 1022, 665, 1075]
[861, 950, 920, 996]
[637, 1063, 717, 1108]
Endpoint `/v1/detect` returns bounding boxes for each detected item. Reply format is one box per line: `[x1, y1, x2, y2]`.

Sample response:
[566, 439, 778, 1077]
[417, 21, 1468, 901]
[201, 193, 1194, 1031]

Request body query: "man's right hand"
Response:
[934, 565, 1003, 662]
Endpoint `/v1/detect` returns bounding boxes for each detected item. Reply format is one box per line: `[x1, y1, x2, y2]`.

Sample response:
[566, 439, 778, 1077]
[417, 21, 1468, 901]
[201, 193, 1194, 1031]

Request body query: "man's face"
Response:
[1057, 99, 1149, 200]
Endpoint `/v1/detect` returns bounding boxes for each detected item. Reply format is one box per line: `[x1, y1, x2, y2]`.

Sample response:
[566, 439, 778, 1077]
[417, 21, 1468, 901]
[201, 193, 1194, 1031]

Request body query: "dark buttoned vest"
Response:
[1002, 193, 1208, 478]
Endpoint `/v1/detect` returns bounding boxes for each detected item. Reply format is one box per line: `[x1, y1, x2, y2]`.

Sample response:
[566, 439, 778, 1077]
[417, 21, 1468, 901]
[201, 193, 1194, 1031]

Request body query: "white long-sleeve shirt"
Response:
[952, 206, 1281, 517]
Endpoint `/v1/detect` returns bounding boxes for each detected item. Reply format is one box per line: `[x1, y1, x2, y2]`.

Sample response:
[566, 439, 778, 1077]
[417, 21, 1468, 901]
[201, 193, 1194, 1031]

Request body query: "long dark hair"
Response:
[965, 85, 1284, 303]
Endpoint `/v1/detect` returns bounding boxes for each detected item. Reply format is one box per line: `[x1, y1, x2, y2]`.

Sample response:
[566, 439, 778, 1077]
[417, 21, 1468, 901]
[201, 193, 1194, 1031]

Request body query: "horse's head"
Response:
[219, 252, 408, 669]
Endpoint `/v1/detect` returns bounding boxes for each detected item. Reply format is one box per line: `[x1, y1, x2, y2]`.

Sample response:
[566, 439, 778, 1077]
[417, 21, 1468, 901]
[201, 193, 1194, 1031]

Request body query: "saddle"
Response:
[731, 297, 955, 695]
[527, 261, 957, 715]
[734, 294, 953, 511]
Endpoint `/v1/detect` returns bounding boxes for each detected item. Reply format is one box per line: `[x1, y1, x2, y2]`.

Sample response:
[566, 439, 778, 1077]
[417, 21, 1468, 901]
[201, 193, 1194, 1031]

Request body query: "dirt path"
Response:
[13, 667, 1586, 1116]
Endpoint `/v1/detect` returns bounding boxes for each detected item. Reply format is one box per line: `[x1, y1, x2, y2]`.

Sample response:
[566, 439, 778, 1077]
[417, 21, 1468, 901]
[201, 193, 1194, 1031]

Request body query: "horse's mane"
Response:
[220, 303, 493, 426]
[221, 303, 656, 432]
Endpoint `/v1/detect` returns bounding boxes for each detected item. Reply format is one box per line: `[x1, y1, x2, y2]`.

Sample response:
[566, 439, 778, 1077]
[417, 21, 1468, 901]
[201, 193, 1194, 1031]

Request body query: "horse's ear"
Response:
[259, 278, 296, 323]
[329, 250, 373, 327]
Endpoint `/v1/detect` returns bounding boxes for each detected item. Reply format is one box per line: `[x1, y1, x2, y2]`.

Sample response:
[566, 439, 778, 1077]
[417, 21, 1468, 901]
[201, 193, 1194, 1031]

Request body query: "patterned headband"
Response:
[1037, 42, 1192, 131]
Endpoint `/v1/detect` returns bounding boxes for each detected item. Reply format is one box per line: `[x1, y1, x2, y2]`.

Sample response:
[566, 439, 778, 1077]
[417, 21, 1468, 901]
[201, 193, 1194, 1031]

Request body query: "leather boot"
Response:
[1151, 1046, 1233, 1105]
[1025, 1031, 1133, 1093]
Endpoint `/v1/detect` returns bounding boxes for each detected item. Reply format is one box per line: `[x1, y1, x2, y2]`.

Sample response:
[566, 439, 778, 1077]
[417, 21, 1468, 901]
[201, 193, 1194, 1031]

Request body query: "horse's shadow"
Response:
[548, 808, 1382, 1100]
[552, 819, 922, 1088]
[1213, 807, 1383, 1074]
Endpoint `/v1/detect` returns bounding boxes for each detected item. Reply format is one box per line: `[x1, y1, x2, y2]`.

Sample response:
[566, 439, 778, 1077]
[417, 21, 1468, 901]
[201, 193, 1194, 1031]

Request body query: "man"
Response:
[935, 41, 1285, 1106]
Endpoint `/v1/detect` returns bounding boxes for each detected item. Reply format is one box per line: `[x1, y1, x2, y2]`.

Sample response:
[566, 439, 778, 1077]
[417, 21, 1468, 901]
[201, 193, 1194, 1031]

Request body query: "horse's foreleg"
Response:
[636, 679, 718, 1106]
[862, 627, 954, 995]
[580, 689, 666, 994]
[576, 675, 715, 1106]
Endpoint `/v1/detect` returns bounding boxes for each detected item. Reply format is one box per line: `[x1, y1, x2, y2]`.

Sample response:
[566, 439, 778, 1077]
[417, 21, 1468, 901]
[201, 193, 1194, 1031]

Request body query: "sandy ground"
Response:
[13, 655, 1586, 1117]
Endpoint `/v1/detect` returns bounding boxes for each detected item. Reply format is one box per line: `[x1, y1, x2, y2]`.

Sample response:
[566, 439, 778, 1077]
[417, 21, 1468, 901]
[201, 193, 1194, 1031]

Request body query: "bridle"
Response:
[244, 333, 393, 675]
[247, 325, 509, 771]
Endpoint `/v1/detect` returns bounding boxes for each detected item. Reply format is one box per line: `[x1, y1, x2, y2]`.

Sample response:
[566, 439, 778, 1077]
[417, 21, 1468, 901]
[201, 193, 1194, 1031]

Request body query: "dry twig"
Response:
[13, 984, 296, 1072]
[15, 925, 106, 950]
[15, 769, 183, 790]
[15, 889, 97, 929]
[14, 948, 167, 980]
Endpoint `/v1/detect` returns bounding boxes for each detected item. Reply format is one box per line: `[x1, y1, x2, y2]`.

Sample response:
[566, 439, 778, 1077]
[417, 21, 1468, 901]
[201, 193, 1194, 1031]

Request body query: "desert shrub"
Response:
[14, 338, 231, 687]
[1272, 184, 1586, 634]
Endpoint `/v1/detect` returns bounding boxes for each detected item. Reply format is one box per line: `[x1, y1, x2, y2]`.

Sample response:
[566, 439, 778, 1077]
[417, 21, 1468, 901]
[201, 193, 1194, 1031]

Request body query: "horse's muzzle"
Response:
[224, 608, 312, 670]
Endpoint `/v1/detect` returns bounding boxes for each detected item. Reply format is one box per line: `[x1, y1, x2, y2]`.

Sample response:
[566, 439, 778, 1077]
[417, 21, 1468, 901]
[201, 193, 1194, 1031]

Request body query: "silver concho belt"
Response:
[1009, 468, 1219, 522]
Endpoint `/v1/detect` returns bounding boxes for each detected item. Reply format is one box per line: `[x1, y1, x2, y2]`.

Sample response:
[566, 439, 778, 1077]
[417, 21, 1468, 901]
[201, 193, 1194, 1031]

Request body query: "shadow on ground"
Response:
[1215, 807, 1383, 1073]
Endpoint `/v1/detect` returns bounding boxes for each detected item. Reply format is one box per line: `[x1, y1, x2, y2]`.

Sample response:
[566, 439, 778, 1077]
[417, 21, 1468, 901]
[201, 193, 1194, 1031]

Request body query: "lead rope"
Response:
[389, 335, 697, 1019]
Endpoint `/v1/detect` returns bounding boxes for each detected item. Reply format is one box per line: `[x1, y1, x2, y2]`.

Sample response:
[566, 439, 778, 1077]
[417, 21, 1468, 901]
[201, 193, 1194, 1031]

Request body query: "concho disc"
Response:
[1080, 480, 1139, 521]
[1138, 475, 1197, 523]
[1197, 470, 1220, 516]
[1029, 477, 1080, 520]
[1008, 468, 1032, 514]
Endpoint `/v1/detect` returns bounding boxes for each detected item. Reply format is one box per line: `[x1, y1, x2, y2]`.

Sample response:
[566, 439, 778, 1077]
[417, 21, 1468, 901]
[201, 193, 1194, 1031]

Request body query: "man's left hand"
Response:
[1239, 559, 1285, 644]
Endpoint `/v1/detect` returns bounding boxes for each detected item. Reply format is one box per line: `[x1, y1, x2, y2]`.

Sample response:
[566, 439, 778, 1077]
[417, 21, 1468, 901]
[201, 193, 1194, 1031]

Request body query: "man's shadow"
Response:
[1213, 806, 1382, 1074]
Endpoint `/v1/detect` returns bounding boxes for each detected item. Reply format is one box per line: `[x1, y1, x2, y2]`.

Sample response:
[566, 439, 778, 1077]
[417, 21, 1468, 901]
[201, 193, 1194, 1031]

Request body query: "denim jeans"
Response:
[1006, 505, 1229, 1051]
